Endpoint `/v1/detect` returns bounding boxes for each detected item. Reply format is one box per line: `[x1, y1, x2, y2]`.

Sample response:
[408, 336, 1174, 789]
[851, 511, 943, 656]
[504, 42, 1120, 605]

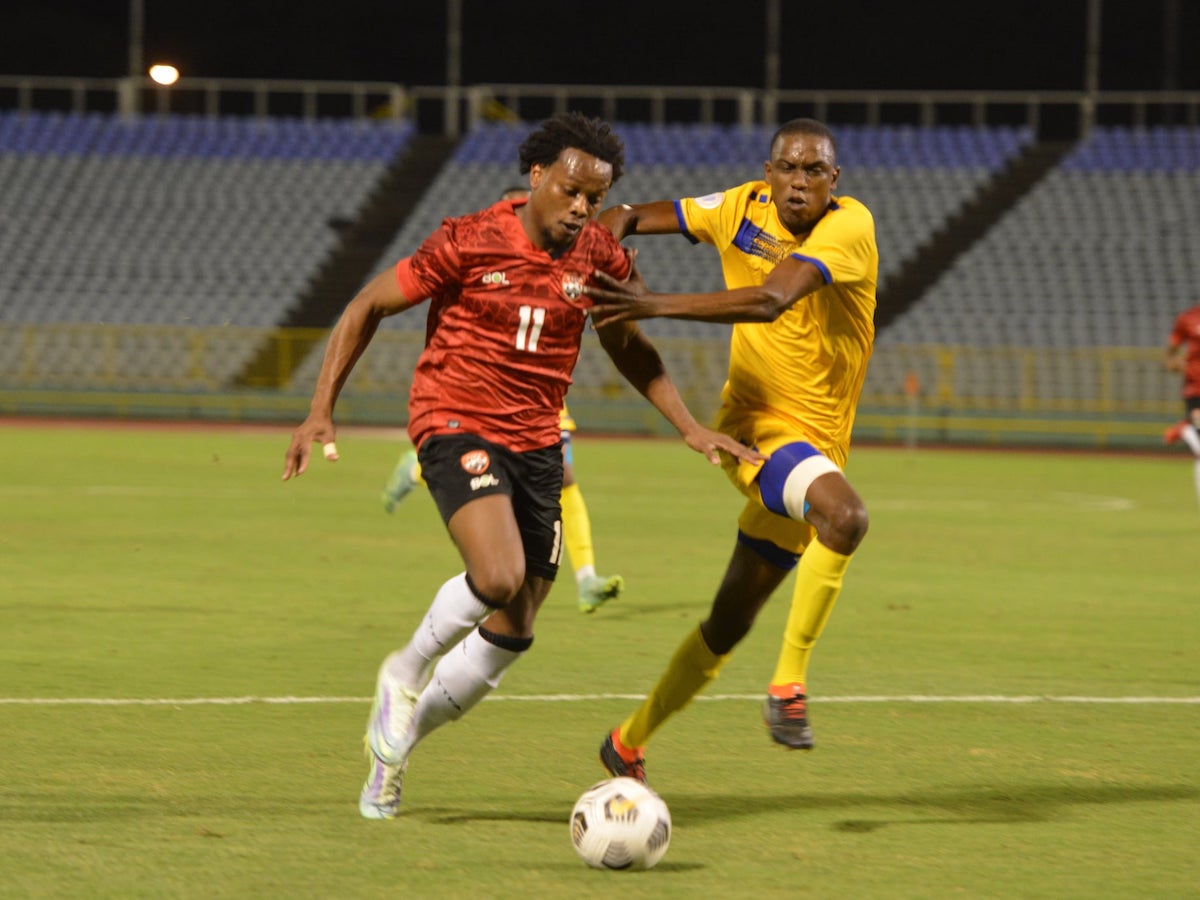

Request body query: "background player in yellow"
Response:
[586, 118, 877, 778]
[382, 186, 623, 614]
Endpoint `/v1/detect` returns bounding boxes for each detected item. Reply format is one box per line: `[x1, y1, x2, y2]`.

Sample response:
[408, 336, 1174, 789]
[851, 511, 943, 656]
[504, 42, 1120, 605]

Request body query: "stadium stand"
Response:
[2, 108, 1185, 442]
[0, 110, 414, 386]
[867, 126, 1199, 408]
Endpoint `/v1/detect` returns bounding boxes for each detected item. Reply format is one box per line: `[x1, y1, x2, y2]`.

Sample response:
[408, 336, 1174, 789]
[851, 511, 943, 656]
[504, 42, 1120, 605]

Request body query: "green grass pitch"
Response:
[1, 421, 1197, 898]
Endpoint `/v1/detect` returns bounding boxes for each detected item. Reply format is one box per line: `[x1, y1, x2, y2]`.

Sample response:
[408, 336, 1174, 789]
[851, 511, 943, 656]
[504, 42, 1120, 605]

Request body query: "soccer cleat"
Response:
[365, 666, 420, 766]
[599, 728, 646, 783]
[578, 573, 624, 613]
[1165, 422, 1186, 445]
[763, 683, 814, 750]
[359, 741, 407, 820]
[381, 449, 420, 513]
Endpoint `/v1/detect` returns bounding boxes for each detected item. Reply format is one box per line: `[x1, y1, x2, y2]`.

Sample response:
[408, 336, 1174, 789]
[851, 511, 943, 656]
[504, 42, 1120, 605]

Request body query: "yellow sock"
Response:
[770, 539, 852, 687]
[619, 625, 729, 749]
[560, 483, 594, 575]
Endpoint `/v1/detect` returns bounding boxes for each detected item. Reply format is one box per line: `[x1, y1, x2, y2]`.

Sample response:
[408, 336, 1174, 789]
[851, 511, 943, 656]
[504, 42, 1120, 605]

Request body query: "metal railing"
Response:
[3, 75, 1198, 136]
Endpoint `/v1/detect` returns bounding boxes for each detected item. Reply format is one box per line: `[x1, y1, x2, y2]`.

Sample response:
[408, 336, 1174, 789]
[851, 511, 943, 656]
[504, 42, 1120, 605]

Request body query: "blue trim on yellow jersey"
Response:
[732, 218, 786, 263]
[674, 200, 699, 244]
[790, 252, 832, 283]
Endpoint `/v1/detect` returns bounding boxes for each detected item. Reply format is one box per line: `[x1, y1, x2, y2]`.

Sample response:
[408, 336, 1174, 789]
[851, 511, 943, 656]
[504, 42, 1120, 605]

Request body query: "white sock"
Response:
[1182, 424, 1200, 457]
[385, 573, 492, 691]
[575, 564, 596, 585]
[404, 628, 525, 752]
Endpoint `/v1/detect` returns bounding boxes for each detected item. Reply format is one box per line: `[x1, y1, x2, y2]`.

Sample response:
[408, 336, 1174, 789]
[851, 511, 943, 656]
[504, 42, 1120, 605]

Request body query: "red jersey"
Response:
[396, 200, 631, 452]
[1168, 304, 1200, 399]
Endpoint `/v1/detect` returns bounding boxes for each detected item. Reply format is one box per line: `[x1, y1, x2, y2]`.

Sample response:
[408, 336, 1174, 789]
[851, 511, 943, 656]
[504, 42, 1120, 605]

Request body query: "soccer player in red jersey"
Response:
[281, 112, 761, 819]
[1163, 302, 1200, 507]
[381, 186, 628, 614]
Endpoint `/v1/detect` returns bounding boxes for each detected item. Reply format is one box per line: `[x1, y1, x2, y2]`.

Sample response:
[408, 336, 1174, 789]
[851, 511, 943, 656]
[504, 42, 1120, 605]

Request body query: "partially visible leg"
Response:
[382, 572, 496, 694]
[1180, 424, 1200, 457]
[560, 446, 623, 613]
[1184, 405, 1200, 508]
[361, 493, 526, 819]
[399, 431, 565, 755]
[382, 448, 424, 513]
[757, 443, 869, 748]
[403, 576, 552, 753]
[408, 626, 530, 741]
[603, 543, 787, 780]
[368, 493, 523, 764]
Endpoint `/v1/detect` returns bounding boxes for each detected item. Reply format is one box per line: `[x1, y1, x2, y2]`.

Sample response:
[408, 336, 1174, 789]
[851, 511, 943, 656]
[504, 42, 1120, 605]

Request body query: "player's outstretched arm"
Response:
[587, 256, 825, 328]
[596, 321, 763, 467]
[596, 200, 679, 240]
[282, 267, 416, 480]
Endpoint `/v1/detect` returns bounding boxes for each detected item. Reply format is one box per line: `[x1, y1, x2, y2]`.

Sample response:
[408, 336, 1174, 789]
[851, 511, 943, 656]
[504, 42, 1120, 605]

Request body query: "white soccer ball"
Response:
[569, 776, 672, 871]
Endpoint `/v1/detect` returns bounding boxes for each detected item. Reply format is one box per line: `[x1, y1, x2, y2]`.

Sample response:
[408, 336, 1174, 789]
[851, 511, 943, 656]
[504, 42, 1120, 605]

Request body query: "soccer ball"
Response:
[569, 776, 672, 871]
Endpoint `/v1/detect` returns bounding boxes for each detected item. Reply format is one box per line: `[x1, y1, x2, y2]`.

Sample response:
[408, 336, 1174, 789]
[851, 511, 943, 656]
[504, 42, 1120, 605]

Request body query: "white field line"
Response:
[1, 694, 1198, 707]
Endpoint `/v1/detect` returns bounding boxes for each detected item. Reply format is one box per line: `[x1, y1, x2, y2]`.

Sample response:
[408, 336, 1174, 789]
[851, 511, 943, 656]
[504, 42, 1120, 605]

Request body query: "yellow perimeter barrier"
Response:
[0, 324, 1184, 448]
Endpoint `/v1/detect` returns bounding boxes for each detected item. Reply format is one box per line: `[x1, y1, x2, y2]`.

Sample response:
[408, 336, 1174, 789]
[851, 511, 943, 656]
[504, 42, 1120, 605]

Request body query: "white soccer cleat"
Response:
[359, 742, 407, 820]
[365, 666, 420, 766]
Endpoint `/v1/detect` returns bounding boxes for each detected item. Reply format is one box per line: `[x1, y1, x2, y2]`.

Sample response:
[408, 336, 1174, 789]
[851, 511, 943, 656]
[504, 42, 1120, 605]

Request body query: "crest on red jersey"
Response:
[561, 271, 585, 301]
[460, 450, 490, 474]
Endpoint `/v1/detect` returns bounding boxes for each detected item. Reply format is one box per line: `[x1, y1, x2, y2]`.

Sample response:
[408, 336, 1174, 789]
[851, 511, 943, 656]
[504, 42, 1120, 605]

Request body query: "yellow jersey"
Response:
[677, 182, 877, 456]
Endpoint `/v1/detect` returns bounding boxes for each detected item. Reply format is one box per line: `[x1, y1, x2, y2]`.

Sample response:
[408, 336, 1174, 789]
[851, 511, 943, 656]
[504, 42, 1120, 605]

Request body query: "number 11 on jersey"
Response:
[516, 305, 546, 352]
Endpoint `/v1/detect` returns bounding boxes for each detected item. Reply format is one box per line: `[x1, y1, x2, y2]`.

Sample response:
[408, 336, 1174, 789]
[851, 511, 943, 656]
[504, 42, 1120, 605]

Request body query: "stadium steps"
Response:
[233, 134, 459, 388]
[874, 139, 1075, 333]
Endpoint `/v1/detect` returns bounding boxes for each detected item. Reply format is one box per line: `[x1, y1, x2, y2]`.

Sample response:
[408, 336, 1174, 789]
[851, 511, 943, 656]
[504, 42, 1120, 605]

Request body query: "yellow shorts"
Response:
[714, 403, 848, 557]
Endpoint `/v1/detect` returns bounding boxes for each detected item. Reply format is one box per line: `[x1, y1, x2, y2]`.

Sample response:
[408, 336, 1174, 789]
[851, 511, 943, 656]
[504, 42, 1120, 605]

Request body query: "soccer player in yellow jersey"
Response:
[587, 118, 876, 777]
[382, 185, 624, 613]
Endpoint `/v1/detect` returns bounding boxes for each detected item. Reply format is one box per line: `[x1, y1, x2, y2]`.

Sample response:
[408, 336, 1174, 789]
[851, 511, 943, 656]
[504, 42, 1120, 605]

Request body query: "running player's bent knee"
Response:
[827, 496, 870, 550]
[757, 441, 841, 521]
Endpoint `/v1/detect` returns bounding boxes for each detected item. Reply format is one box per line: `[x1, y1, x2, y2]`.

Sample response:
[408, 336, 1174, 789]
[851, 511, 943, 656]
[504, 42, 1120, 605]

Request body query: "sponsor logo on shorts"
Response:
[561, 271, 585, 301]
[460, 449, 490, 474]
[470, 474, 500, 491]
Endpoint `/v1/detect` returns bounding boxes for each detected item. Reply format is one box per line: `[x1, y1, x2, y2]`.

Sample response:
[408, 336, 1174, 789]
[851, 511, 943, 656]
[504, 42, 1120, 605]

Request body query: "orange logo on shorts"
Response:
[460, 450, 490, 474]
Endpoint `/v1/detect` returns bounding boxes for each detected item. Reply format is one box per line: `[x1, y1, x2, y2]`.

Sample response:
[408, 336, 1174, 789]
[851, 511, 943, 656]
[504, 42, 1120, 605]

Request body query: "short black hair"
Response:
[517, 112, 625, 184]
[770, 118, 838, 163]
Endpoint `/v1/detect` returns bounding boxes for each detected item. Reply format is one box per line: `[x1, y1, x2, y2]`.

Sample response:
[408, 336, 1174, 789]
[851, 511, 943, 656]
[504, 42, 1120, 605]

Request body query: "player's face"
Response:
[526, 148, 613, 254]
[765, 133, 840, 236]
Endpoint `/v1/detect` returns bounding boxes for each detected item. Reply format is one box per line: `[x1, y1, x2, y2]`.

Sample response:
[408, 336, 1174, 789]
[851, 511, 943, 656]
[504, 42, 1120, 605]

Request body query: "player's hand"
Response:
[586, 263, 655, 327]
[282, 415, 339, 481]
[681, 425, 766, 467]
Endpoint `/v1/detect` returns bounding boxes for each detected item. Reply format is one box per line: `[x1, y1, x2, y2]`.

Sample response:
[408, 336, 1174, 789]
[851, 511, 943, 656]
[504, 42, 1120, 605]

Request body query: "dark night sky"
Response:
[2, 0, 1196, 92]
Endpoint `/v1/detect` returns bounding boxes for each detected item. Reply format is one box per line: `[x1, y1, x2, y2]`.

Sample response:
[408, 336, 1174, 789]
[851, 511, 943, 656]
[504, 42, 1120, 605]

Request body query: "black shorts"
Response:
[1186, 397, 1200, 420]
[417, 434, 564, 580]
